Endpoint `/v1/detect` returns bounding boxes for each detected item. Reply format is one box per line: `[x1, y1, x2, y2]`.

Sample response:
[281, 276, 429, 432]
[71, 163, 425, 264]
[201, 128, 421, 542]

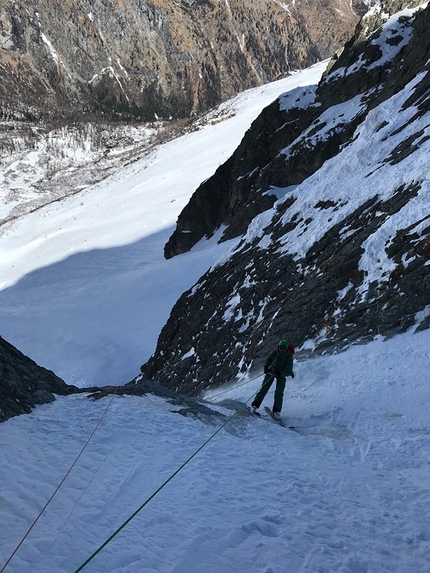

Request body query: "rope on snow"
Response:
[72, 389, 260, 573]
[1, 372, 263, 572]
[0, 389, 119, 573]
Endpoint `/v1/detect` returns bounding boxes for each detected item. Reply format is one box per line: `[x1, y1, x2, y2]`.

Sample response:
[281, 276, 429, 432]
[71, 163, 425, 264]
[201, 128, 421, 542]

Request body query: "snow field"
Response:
[1, 330, 429, 573]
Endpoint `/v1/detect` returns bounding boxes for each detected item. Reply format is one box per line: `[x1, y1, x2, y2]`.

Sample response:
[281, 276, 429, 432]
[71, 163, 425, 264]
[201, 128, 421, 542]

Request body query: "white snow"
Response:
[182, 347, 196, 359]
[277, 74, 430, 272]
[1, 331, 430, 572]
[0, 62, 327, 388]
[40, 33, 61, 65]
[222, 69, 430, 313]
[280, 92, 367, 161]
[326, 3, 428, 80]
[278, 85, 317, 112]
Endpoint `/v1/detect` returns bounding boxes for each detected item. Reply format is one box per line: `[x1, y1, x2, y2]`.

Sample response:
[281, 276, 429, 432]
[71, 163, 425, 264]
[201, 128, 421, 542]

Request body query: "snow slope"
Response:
[1, 53, 430, 573]
[0, 330, 429, 572]
[0, 63, 327, 388]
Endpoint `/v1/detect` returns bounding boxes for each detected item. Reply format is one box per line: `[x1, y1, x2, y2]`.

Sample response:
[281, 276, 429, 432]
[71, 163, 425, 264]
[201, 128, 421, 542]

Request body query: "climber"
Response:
[250, 340, 295, 421]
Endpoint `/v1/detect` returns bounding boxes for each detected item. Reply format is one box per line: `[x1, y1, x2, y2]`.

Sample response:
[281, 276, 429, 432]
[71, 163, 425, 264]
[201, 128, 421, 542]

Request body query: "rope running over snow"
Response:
[72, 388, 261, 572]
[0, 389, 119, 573]
[1, 372, 264, 572]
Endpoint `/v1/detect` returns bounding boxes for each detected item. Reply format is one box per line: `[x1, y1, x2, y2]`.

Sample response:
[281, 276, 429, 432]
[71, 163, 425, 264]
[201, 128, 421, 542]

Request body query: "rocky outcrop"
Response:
[0, 0, 366, 122]
[164, 86, 322, 257]
[0, 336, 79, 422]
[164, 0, 429, 258]
[140, 2, 430, 394]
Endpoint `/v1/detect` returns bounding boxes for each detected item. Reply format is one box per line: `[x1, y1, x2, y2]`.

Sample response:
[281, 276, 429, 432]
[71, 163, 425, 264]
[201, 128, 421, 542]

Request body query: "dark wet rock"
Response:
[86, 379, 178, 401]
[0, 335, 78, 422]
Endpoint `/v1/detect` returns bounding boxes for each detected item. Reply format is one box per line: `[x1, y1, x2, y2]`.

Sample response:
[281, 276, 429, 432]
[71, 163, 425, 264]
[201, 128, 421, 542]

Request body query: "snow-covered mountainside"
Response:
[1, 5, 430, 571]
[1, 68, 328, 397]
[141, 2, 430, 394]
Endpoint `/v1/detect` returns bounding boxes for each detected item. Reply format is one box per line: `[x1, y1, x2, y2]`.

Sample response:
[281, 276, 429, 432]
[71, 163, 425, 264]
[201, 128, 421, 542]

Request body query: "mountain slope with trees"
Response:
[0, 0, 366, 122]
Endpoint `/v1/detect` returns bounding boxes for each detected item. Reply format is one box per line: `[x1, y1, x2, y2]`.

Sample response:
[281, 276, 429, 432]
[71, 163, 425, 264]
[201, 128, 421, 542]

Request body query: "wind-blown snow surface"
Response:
[1, 330, 430, 573]
[0, 62, 326, 387]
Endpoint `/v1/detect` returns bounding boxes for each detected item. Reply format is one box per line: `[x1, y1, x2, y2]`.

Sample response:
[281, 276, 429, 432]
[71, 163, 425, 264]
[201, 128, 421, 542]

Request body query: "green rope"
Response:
[73, 391, 259, 573]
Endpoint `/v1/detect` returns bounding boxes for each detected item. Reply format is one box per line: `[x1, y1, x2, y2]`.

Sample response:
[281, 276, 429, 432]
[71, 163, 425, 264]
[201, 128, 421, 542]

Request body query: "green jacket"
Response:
[265, 348, 294, 377]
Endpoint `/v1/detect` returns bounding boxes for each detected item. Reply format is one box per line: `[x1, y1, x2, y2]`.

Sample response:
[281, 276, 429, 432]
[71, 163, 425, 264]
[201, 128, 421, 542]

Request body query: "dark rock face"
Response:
[0, 336, 79, 422]
[164, 88, 323, 258]
[0, 0, 364, 122]
[140, 3, 430, 395]
[165, 0, 428, 258]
